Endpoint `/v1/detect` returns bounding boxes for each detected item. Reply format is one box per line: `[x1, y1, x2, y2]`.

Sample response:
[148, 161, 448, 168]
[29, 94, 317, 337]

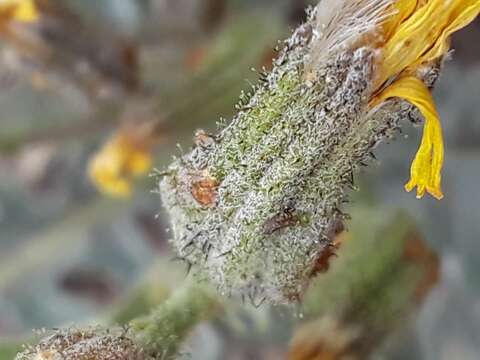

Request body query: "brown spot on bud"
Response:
[310, 225, 346, 277]
[262, 206, 299, 235]
[311, 242, 340, 276]
[190, 171, 219, 207]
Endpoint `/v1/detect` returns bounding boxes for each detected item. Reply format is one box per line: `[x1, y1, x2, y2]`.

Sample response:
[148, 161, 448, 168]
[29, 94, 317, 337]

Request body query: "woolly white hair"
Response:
[311, 0, 395, 65]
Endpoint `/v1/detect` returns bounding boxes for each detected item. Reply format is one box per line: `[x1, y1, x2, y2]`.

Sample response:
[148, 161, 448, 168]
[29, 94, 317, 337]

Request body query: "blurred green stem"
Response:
[130, 281, 220, 358]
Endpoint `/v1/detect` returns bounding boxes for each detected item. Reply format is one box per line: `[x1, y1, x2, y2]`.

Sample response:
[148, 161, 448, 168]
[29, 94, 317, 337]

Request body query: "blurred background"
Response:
[0, 1, 479, 359]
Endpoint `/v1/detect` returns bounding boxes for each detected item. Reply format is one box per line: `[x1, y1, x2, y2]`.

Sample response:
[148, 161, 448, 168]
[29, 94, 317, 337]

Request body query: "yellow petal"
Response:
[415, 0, 480, 66]
[372, 76, 444, 200]
[88, 132, 152, 198]
[377, 0, 480, 87]
[0, 0, 38, 22]
[378, 0, 449, 86]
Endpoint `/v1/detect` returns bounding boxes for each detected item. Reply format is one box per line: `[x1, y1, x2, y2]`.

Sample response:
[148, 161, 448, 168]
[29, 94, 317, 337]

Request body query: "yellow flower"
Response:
[88, 131, 152, 198]
[0, 0, 38, 23]
[372, 0, 480, 199]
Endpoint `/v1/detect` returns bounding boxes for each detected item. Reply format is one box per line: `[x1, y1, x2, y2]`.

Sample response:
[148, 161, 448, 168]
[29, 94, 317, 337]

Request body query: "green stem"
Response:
[130, 281, 219, 359]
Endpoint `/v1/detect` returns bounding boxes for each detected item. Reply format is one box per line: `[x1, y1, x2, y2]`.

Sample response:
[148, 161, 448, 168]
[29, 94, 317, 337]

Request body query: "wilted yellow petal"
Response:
[88, 132, 153, 198]
[0, 0, 38, 22]
[378, 0, 449, 85]
[372, 76, 444, 200]
[415, 0, 480, 66]
[377, 0, 480, 87]
[370, 0, 480, 199]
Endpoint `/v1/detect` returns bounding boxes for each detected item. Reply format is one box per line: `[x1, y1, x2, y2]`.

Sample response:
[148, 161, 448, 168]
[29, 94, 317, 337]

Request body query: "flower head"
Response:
[372, 0, 480, 199]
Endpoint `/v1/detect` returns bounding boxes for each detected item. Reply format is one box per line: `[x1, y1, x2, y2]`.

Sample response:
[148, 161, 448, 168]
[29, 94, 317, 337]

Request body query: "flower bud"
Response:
[159, 2, 443, 303]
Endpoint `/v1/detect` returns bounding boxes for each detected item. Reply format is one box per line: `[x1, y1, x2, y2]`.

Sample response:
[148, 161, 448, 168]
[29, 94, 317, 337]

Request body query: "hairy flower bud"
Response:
[159, 2, 442, 303]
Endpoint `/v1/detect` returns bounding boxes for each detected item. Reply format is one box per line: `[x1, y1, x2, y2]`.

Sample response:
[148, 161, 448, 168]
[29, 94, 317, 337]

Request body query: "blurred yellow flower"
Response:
[373, 0, 480, 199]
[0, 0, 38, 23]
[88, 131, 152, 198]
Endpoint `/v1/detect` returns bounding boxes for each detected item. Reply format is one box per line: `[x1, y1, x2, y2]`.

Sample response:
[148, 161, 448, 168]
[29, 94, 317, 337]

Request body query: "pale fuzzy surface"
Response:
[310, 0, 394, 66]
[16, 328, 144, 360]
